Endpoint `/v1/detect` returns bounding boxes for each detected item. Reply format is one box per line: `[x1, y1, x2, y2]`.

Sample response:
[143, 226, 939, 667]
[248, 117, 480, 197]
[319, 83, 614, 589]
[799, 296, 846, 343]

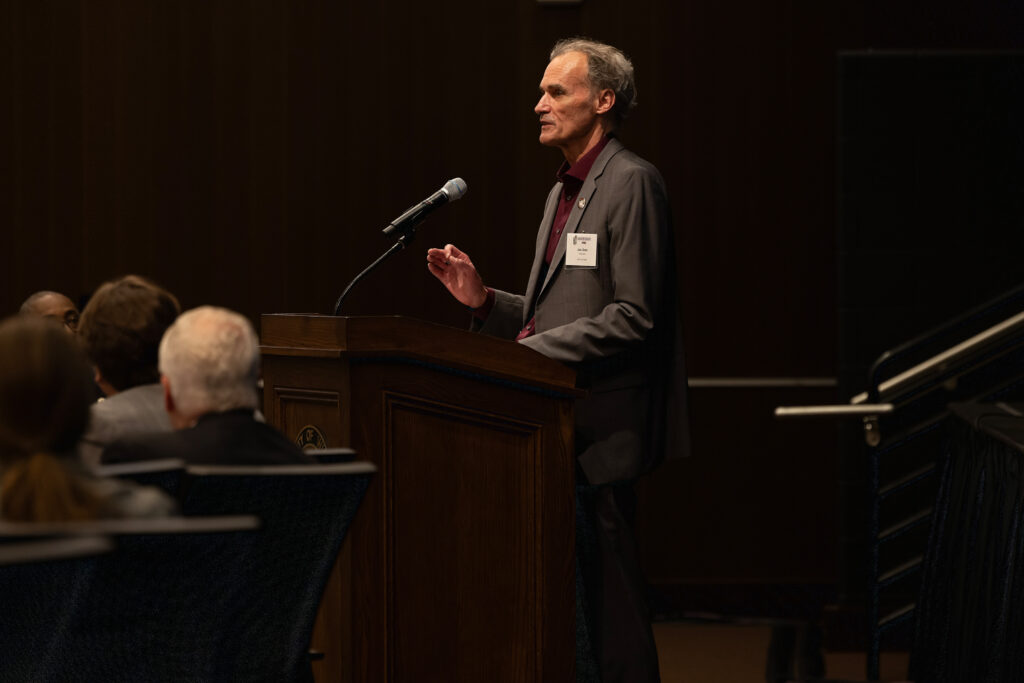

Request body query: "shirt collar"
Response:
[556, 133, 613, 187]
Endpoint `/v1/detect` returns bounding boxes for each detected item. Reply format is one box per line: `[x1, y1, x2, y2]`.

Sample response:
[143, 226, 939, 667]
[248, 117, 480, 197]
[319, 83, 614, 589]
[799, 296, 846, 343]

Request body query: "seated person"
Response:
[77, 275, 181, 466]
[0, 316, 176, 521]
[103, 306, 314, 466]
[19, 290, 80, 333]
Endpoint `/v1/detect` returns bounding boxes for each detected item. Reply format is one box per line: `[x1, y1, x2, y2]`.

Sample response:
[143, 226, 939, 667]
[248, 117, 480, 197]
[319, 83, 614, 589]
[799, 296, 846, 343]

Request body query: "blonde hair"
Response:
[1, 453, 101, 521]
[0, 316, 102, 521]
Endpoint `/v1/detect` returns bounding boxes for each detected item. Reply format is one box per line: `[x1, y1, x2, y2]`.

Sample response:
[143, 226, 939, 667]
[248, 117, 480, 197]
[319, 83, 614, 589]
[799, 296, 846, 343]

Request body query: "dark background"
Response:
[2, 0, 1022, 612]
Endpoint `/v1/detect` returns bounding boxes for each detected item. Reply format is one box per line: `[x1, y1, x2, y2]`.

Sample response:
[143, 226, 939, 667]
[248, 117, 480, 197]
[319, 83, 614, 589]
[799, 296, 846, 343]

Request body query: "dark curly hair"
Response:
[77, 275, 181, 392]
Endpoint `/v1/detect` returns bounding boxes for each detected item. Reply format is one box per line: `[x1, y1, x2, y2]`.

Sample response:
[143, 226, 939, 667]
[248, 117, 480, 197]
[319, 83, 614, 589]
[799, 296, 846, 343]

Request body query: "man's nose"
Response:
[534, 94, 550, 114]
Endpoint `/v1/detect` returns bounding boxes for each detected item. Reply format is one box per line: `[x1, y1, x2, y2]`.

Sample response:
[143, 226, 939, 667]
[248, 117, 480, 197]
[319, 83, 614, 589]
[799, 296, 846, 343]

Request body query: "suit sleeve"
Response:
[519, 163, 673, 365]
[472, 183, 562, 340]
[472, 288, 526, 339]
[101, 436, 162, 465]
[100, 439, 134, 465]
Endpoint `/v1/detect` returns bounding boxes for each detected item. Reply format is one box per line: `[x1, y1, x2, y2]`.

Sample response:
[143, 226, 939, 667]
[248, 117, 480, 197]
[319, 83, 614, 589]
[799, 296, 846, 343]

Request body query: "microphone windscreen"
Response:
[444, 177, 468, 201]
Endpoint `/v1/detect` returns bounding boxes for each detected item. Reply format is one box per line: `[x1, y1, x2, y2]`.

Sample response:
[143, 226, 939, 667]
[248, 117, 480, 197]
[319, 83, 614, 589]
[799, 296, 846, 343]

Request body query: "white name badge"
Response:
[565, 233, 598, 268]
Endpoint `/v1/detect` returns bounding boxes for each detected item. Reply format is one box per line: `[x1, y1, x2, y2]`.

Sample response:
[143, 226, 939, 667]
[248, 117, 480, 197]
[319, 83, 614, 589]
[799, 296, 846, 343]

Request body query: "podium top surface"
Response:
[260, 314, 580, 396]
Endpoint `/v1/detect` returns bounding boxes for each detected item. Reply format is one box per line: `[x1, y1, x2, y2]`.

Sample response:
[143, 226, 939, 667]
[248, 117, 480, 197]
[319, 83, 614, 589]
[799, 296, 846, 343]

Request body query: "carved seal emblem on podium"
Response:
[296, 424, 328, 450]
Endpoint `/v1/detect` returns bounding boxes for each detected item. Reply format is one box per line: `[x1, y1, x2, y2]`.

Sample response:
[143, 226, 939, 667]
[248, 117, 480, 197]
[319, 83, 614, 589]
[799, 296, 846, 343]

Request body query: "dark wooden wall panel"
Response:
[4, 3, 84, 300]
[636, 385, 843, 591]
[3, 0, 1022, 603]
[4, 0, 849, 368]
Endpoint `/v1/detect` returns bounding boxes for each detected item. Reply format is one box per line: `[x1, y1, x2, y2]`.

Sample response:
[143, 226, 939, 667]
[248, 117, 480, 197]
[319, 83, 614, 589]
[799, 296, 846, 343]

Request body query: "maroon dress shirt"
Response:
[474, 135, 613, 339]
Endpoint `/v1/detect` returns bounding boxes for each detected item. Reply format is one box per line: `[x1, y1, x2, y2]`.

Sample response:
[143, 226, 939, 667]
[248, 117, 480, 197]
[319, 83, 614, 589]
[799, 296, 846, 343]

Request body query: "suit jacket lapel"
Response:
[522, 185, 562, 321]
[537, 138, 624, 297]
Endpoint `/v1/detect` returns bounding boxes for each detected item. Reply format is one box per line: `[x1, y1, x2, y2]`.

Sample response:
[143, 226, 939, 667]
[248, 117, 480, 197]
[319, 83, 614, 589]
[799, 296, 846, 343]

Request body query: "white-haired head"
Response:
[158, 306, 260, 421]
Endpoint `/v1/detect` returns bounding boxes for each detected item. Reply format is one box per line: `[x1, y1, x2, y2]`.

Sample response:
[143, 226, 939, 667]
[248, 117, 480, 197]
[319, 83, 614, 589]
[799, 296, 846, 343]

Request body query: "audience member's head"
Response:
[159, 306, 260, 429]
[0, 315, 101, 520]
[19, 290, 80, 333]
[78, 275, 180, 397]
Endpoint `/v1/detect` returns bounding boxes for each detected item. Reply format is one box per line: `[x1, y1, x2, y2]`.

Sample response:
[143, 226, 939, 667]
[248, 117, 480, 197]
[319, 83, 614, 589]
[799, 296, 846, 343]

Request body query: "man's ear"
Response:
[94, 367, 117, 398]
[161, 374, 176, 414]
[595, 88, 616, 116]
[162, 374, 194, 430]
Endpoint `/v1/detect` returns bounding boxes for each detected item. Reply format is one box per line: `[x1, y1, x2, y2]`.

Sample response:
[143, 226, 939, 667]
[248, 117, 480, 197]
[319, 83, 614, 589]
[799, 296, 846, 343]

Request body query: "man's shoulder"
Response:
[596, 149, 668, 206]
[102, 414, 312, 466]
[102, 411, 228, 465]
[173, 411, 314, 465]
[102, 428, 188, 465]
[601, 144, 663, 181]
[90, 384, 169, 428]
[82, 385, 173, 466]
[241, 419, 318, 464]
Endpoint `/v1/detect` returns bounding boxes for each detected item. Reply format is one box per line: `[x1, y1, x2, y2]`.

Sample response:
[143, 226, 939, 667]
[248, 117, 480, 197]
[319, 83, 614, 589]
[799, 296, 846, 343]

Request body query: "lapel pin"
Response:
[577, 197, 587, 209]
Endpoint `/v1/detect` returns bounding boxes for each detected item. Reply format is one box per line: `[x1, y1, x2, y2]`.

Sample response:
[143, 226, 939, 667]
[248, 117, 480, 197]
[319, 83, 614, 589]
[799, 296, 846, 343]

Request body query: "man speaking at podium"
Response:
[427, 38, 688, 682]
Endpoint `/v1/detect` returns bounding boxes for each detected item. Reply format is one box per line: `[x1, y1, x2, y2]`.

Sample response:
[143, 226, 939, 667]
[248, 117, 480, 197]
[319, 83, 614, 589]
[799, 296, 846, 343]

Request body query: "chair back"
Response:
[304, 447, 357, 464]
[0, 516, 260, 683]
[179, 462, 375, 682]
[91, 458, 186, 497]
[0, 535, 114, 683]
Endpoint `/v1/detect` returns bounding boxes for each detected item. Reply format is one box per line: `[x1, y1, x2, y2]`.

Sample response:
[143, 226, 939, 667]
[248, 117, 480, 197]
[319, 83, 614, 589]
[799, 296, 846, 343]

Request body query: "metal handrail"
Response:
[860, 311, 1024, 404]
[774, 283, 1024, 683]
[774, 404, 893, 418]
[777, 310, 1024, 423]
[865, 282, 1024, 401]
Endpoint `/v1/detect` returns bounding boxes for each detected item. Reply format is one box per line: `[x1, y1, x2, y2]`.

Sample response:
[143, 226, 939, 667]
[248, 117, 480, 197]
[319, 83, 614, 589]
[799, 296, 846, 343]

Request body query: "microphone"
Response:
[332, 177, 467, 314]
[382, 178, 468, 239]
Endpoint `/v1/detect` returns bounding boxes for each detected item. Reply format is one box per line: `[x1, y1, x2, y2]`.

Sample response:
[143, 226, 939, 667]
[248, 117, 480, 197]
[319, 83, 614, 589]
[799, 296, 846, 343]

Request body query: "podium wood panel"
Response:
[260, 315, 578, 683]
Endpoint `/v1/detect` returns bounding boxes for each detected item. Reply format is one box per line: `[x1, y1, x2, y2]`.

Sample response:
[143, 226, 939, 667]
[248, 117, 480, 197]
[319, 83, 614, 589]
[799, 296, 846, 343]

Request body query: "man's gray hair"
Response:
[550, 38, 637, 128]
[158, 306, 260, 417]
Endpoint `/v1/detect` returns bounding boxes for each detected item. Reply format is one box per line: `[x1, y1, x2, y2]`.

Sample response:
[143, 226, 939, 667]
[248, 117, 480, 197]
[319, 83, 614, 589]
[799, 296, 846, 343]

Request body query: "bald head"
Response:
[20, 291, 80, 333]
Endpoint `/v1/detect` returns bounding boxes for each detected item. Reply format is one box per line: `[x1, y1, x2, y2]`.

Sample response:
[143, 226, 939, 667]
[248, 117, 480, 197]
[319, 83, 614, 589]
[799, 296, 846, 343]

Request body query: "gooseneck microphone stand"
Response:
[332, 177, 467, 315]
[332, 229, 415, 315]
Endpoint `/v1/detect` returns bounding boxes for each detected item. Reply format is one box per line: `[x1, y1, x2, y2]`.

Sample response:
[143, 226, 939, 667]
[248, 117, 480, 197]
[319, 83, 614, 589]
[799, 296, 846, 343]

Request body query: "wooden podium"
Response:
[259, 315, 579, 683]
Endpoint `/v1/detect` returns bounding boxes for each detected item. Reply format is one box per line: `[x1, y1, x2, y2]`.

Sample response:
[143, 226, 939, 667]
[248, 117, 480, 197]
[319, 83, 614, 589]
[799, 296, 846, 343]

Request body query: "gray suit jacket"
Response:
[78, 383, 173, 467]
[476, 138, 690, 484]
